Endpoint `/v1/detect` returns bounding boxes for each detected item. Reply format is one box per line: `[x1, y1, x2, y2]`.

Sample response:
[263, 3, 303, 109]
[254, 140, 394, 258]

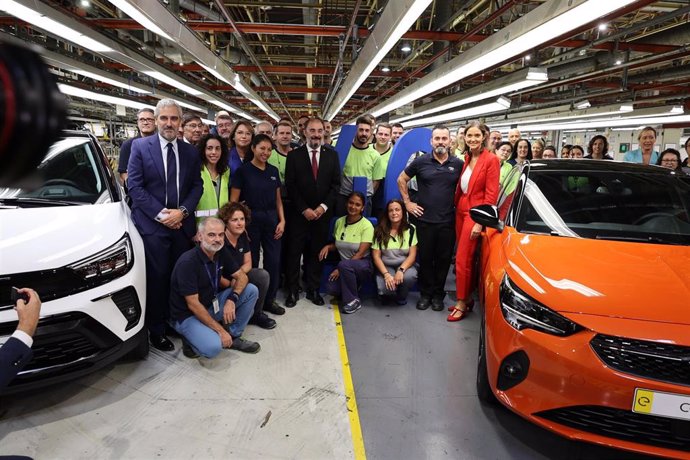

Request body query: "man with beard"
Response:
[169, 217, 260, 358]
[323, 120, 334, 145]
[338, 116, 383, 216]
[284, 117, 341, 307]
[297, 114, 310, 145]
[118, 108, 156, 185]
[397, 125, 462, 311]
[181, 113, 203, 145]
[216, 113, 234, 143]
[128, 99, 203, 351]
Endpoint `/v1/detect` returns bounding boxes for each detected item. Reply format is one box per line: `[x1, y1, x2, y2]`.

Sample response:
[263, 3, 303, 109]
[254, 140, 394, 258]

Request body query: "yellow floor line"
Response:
[333, 304, 367, 460]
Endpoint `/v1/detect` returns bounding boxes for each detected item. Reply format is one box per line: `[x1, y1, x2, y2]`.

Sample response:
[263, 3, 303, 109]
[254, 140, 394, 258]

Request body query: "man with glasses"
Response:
[182, 113, 203, 145]
[215, 112, 235, 142]
[118, 108, 156, 184]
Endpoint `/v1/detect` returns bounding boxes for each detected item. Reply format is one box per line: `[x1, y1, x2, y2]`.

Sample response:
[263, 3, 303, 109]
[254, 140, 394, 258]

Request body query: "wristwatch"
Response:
[398, 267, 406, 273]
[179, 206, 189, 218]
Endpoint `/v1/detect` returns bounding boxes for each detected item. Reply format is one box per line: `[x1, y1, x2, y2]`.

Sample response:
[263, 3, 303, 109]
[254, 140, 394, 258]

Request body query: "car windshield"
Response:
[516, 169, 690, 245]
[0, 137, 109, 206]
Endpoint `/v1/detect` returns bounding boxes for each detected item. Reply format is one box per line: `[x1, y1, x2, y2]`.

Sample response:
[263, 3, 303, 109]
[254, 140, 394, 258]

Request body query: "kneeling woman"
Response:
[319, 192, 374, 314]
[372, 199, 418, 305]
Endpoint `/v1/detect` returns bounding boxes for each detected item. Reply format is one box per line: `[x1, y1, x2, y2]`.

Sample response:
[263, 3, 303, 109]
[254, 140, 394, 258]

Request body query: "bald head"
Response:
[508, 128, 521, 146]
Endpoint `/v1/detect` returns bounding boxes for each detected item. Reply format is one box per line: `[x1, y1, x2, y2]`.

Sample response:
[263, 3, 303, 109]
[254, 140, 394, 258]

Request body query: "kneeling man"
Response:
[170, 217, 260, 358]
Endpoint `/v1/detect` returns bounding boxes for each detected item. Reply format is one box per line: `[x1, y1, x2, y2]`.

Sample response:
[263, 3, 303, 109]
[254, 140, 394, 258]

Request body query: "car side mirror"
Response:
[470, 204, 503, 231]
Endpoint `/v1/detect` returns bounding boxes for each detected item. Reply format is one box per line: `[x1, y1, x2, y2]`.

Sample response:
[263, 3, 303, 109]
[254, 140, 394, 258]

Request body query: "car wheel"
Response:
[477, 317, 498, 405]
[128, 328, 150, 360]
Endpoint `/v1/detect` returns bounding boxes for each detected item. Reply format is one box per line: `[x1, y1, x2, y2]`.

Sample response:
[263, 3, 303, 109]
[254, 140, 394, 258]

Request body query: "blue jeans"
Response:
[172, 284, 258, 358]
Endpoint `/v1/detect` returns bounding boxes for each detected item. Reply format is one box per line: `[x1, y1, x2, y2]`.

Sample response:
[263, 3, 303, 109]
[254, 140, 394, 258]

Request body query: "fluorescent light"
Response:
[175, 99, 205, 112]
[0, 1, 113, 52]
[401, 42, 412, 53]
[71, 69, 151, 94]
[393, 67, 547, 123]
[370, 0, 636, 118]
[598, 23, 607, 31]
[323, 0, 433, 120]
[201, 118, 216, 126]
[671, 106, 684, 114]
[403, 97, 511, 128]
[517, 111, 687, 131]
[143, 71, 202, 96]
[58, 83, 153, 110]
[575, 100, 591, 109]
[107, 0, 174, 41]
[210, 99, 236, 113]
[382, 66, 391, 73]
[619, 104, 634, 112]
[198, 62, 232, 85]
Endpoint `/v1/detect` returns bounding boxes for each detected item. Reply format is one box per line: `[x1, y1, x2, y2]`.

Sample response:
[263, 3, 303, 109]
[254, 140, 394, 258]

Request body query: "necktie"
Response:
[166, 143, 178, 208]
[311, 149, 318, 180]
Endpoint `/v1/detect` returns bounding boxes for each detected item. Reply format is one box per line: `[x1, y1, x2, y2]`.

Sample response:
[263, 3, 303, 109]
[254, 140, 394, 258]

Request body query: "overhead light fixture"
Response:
[58, 83, 152, 110]
[198, 62, 232, 85]
[598, 23, 607, 31]
[369, 0, 637, 118]
[519, 114, 690, 132]
[524, 54, 531, 61]
[0, 1, 113, 53]
[70, 69, 151, 94]
[80, 0, 91, 7]
[615, 59, 623, 65]
[403, 96, 511, 128]
[143, 71, 203, 96]
[174, 99, 205, 112]
[323, 0, 433, 120]
[210, 99, 237, 113]
[106, 0, 174, 41]
[401, 42, 412, 53]
[201, 118, 216, 126]
[516, 106, 683, 131]
[671, 105, 684, 114]
[393, 67, 547, 124]
[575, 100, 591, 109]
[382, 65, 391, 73]
[619, 104, 634, 112]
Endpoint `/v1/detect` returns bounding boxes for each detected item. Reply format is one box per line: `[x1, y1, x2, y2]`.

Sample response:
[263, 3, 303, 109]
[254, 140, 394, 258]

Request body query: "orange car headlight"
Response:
[500, 275, 583, 337]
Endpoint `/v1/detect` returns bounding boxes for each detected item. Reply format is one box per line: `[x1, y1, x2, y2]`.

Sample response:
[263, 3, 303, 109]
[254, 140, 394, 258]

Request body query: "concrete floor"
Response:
[0, 291, 659, 460]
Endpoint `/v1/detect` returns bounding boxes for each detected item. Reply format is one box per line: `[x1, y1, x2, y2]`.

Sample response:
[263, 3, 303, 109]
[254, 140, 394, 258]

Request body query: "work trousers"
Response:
[416, 220, 455, 299]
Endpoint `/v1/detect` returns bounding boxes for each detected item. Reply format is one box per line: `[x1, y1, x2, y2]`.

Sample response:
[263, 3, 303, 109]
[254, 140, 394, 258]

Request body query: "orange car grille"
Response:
[590, 334, 690, 387]
[535, 406, 690, 452]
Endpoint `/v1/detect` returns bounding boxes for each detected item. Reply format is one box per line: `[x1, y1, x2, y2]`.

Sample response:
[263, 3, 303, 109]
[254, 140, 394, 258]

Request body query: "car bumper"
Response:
[485, 306, 690, 459]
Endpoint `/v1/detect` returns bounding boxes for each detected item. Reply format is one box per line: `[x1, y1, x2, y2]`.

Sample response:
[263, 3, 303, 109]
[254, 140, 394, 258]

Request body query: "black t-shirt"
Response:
[117, 136, 141, 173]
[222, 233, 251, 269]
[169, 246, 240, 322]
[232, 162, 281, 212]
[404, 153, 463, 224]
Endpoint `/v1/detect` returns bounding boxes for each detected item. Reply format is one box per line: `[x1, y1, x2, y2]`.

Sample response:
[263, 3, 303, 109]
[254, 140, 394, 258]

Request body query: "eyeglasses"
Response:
[662, 159, 679, 164]
[217, 123, 233, 129]
[138, 118, 155, 123]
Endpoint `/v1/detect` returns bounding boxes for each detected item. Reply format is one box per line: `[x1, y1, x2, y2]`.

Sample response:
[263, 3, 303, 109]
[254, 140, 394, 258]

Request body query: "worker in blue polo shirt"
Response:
[169, 217, 260, 359]
[397, 125, 462, 312]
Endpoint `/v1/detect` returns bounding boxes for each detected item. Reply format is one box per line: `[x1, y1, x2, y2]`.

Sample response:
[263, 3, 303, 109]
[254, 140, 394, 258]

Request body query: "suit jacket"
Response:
[0, 337, 33, 390]
[285, 144, 341, 215]
[454, 149, 500, 209]
[127, 135, 203, 238]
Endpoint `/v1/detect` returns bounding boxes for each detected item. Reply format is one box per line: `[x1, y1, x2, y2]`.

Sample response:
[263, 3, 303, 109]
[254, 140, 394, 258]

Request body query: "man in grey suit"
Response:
[127, 99, 203, 351]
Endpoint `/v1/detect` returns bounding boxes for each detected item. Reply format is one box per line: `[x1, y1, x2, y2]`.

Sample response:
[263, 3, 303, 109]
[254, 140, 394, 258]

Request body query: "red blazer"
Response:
[454, 149, 500, 209]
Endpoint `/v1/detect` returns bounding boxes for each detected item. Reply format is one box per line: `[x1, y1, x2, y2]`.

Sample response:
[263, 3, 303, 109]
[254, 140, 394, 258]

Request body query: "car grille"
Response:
[590, 334, 690, 387]
[0, 267, 89, 309]
[27, 332, 100, 372]
[536, 405, 690, 452]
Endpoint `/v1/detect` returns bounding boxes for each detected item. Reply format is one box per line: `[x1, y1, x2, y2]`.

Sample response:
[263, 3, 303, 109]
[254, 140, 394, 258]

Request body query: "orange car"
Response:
[471, 160, 690, 459]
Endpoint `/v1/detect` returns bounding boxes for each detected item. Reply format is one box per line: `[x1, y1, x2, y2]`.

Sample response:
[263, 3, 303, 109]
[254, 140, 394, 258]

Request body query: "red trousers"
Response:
[454, 196, 479, 300]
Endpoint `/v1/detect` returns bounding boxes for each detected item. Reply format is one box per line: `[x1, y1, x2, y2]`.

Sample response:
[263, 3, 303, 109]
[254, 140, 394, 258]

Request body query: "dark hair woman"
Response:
[230, 133, 286, 315]
[585, 135, 613, 159]
[195, 134, 230, 224]
[319, 191, 374, 314]
[509, 138, 532, 165]
[657, 148, 683, 172]
[372, 199, 418, 305]
[228, 119, 254, 179]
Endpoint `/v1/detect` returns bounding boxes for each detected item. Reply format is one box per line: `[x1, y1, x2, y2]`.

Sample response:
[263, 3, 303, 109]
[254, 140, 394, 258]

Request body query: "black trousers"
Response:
[416, 220, 455, 299]
[285, 210, 331, 293]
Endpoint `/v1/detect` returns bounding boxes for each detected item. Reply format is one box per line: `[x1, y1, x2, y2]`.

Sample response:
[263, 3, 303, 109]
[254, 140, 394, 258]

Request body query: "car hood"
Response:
[0, 203, 132, 273]
[504, 232, 690, 325]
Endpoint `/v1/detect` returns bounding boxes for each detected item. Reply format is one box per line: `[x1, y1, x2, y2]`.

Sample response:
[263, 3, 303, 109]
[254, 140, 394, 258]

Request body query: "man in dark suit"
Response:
[284, 117, 341, 307]
[127, 99, 203, 351]
[1, 288, 41, 390]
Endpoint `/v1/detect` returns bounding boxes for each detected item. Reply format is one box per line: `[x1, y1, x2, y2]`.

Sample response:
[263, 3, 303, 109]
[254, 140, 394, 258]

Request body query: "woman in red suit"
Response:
[448, 121, 500, 322]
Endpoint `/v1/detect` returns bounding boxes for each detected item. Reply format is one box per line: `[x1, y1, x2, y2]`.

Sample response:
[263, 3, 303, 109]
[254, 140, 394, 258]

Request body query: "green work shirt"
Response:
[341, 144, 384, 196]
[333, 216, 374, 260]
[372, 225, 417, 268]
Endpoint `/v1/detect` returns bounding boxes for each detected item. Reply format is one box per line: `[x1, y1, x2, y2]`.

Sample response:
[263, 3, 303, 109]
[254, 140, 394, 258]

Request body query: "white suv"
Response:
[0, 131, 147, 393]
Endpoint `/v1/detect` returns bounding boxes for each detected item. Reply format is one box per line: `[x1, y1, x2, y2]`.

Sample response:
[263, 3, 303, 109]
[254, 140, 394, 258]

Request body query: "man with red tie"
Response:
[127, 99, 203, 351]
[284, 117, 341, 307]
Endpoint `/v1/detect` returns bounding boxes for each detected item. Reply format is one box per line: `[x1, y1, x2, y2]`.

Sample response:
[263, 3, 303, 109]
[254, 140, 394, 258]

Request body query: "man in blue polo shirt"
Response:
[170, 217, 260, 358]
[397, 125, 462, 312]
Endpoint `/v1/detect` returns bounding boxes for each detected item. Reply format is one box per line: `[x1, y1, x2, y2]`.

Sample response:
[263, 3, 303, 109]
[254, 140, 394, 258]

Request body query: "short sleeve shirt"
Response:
[232, 162, 281, 212]
[268, 149, 289, 184]
[404, 153, 462, 224]
[341, 144, 384, 196]
[372, 225, 417, 268]
[372, 148, 392, 180]
[333, 216, 374, 260]
[222, 232, 251, 269]
[118, 136, 140, 173]
[169, 246, 239, 322]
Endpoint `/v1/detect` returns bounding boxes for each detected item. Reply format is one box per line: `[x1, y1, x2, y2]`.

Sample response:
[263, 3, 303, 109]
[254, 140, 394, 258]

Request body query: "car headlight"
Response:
[500, 275, 582, 337]
[68, 234, 134, 284]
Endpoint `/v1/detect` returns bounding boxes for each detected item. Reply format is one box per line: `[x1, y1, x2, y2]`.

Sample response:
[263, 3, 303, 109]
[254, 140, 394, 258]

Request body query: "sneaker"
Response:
[342, 299, 362, 314]
[264, 300, 286, 316]
[182, 339, 199, 359]
[230, 337, 261, 353]
[250, 313, 277, 330]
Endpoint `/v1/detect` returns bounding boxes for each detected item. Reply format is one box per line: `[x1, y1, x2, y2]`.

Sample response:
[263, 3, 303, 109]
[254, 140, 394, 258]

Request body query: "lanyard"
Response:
[203, 259, 220, 295]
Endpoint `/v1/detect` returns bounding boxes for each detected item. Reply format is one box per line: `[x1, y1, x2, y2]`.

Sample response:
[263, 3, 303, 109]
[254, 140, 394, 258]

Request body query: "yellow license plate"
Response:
[633, 388, 690, 421]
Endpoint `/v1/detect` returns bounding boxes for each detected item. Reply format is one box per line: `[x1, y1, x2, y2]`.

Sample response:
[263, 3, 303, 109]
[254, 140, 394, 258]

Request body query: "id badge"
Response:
[212, 296, 220, 314]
